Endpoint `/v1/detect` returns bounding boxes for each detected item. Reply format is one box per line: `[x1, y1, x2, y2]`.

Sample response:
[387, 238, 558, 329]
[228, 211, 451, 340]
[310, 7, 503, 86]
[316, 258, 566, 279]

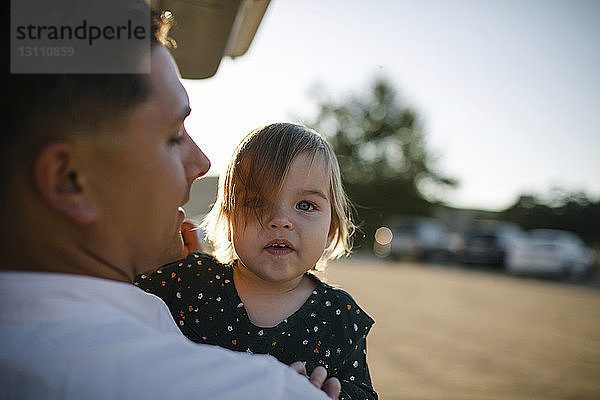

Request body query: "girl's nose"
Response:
[267, 206, 293, 230]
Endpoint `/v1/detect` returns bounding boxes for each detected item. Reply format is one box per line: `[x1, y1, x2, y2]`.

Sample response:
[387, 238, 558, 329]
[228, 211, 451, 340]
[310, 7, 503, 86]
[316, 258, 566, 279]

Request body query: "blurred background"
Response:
[183, 0, 600, 210]
[167, 0, 600, 398]
[180, 0, 600, 276]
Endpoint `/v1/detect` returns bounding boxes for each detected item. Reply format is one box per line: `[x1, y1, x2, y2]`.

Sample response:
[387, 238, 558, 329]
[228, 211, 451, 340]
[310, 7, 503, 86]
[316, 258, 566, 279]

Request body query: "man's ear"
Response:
[33, 142, 97, 224]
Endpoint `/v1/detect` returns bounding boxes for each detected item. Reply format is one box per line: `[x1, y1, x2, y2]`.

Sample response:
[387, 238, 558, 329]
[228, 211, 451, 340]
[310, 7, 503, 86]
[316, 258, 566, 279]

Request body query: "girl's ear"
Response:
[33, 142, 97, 224]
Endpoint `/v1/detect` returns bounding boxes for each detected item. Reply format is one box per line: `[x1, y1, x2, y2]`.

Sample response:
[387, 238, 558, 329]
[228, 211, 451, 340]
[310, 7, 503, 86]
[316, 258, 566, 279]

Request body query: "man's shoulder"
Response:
[0, 272, 328, 400]
[2, 322, 328, 399]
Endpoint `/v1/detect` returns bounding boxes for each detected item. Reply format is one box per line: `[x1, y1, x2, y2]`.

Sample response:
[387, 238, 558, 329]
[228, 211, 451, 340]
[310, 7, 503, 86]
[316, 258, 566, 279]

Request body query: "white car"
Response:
[506, 229, 594, 279]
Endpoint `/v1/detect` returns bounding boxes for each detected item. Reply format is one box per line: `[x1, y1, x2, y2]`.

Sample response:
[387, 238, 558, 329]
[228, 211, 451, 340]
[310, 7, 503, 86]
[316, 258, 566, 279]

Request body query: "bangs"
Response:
[232, 147, 325, 221]
[233, 153, 286, 217]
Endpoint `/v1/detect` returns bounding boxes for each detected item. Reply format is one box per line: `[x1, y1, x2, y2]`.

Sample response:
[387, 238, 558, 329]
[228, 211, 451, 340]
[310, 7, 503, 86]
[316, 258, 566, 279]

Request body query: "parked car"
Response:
[506, 229, 594, 280]
[377, 218, 452, 261]
[457, 222, 525, 268]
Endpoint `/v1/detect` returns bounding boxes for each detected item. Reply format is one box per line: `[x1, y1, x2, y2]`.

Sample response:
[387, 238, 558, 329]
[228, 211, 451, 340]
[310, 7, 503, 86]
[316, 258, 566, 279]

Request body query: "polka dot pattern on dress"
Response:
[134, 252, 378, 400]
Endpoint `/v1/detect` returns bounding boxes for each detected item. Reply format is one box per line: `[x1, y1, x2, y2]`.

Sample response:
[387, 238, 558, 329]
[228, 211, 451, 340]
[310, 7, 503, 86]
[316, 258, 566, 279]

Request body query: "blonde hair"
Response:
[202, 122, 354, 267]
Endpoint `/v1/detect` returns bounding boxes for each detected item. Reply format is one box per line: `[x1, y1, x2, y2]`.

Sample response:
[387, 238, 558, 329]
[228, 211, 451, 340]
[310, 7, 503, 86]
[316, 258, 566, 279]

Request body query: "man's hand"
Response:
[180, 220, 203, 257]
[289, 362, 341, 400]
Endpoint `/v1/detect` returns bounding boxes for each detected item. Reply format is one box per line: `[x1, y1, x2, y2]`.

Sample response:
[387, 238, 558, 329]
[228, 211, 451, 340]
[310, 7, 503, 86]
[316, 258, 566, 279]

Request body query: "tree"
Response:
[309, 78, 456, 249]
[502, 190, 600, 246]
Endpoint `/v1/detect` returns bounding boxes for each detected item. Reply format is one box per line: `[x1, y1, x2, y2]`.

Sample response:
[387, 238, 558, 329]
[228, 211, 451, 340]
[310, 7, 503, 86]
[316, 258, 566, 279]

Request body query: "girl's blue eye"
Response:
[297, 201, 315, 212]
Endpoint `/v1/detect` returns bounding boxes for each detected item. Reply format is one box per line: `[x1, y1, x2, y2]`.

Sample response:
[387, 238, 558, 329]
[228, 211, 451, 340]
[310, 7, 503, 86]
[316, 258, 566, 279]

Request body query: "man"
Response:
[0, 4, 339, 399]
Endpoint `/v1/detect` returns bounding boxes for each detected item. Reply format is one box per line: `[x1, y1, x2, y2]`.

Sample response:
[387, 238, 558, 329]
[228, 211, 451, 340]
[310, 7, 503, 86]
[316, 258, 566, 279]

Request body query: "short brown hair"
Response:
[202, 123, 355, 267]
[0, 6, 174, 207]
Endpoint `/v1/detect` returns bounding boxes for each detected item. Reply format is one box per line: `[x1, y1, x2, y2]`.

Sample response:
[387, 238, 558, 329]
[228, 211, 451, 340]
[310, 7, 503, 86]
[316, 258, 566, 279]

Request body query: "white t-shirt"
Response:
[0, 271, 329, 400]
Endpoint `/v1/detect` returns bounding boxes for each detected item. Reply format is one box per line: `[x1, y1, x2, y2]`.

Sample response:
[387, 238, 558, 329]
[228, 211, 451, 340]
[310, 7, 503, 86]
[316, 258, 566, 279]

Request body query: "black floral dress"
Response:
[135, 252, 377, 400]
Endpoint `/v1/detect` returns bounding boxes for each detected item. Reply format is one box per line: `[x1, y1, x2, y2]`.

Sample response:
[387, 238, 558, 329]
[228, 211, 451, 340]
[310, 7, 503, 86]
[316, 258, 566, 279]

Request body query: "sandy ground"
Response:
[318, 257, 600, 400]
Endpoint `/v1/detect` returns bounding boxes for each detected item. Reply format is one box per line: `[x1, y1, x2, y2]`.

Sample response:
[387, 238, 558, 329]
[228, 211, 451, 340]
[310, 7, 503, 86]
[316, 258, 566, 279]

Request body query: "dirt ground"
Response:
[319, 257, 600, 400]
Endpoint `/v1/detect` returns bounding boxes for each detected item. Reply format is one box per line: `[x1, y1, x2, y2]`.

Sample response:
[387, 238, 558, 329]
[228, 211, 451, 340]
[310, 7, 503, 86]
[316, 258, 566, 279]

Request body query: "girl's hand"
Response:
[180, 220, 203, 257]
[289, 362, 341, 400]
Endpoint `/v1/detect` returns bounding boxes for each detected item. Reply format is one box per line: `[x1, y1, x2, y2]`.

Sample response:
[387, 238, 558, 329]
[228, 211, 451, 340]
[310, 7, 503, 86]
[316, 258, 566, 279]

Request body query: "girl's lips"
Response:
[264, 239, 294, 250]
[264, 239, 294, 256]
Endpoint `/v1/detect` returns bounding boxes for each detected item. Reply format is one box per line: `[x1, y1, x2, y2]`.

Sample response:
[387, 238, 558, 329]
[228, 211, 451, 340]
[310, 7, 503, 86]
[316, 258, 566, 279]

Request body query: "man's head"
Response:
[1, 9, 171, 198]
[1, 8, 210, 281]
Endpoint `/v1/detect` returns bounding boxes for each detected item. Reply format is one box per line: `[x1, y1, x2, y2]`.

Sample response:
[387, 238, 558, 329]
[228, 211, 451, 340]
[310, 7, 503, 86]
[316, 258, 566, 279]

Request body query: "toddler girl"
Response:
[135, 123, 377, 399]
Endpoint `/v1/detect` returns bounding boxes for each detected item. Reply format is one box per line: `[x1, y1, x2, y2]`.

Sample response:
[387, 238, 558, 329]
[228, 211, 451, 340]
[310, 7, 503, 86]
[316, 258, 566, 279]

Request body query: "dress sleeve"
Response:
[331, 289, 378, 400]
[338, 333, 377, 400]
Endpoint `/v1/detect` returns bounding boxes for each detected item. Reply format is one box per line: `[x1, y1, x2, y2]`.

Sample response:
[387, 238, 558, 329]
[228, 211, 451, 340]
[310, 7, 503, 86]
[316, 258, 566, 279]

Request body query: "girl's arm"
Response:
[337, 335, 378, 400]
[180, 220, 205, 257]
[325, 287, 377, 400]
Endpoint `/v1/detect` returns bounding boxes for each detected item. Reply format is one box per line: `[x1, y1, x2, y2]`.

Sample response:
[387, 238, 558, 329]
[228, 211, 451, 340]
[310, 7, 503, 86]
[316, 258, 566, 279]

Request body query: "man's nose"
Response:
[185, 133, 211, 182]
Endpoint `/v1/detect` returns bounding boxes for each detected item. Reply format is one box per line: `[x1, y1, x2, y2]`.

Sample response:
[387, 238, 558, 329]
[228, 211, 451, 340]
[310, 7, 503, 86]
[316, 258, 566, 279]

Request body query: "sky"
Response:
[182, 0, 600, 212]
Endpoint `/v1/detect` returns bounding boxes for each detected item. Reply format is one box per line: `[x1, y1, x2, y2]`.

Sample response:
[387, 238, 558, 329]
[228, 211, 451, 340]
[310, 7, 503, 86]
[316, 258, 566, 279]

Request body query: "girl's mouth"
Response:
[264, 239, 294, 255]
